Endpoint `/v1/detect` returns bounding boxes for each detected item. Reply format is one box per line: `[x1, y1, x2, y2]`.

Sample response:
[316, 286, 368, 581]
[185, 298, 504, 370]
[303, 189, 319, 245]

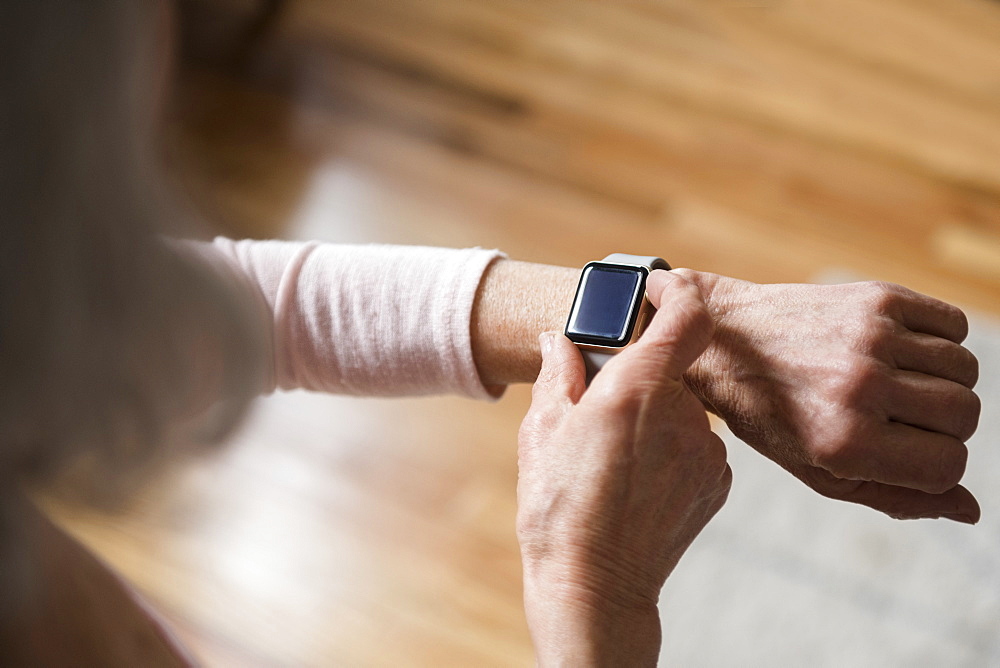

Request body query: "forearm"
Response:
[470, 259, 580, 386]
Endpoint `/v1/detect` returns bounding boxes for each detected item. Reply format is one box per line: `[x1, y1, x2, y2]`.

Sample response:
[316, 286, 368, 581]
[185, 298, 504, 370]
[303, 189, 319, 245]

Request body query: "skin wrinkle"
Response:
[521, 572, 662, 665]
[697, 318, 809, 467]
[886, 371, 981, 440]
[897, 333, 979, 388]
[526, 459, 698, 610]
[517, 275, 733, 664]
[672, 270, 979, 520]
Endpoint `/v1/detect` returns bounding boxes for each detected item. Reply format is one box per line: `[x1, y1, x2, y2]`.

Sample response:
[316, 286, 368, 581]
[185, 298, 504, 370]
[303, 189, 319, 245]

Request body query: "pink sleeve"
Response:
[209, 238, 506, 400]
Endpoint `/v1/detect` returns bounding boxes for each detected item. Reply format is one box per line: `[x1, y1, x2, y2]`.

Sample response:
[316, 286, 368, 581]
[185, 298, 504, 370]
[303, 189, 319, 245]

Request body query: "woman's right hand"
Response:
[516, 270, 732, 667]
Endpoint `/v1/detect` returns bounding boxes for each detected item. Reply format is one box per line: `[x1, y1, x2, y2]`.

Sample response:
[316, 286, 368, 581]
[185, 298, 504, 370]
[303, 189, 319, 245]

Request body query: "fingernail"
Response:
[651, 269, 677, 283]
[539, 331, 554, 357]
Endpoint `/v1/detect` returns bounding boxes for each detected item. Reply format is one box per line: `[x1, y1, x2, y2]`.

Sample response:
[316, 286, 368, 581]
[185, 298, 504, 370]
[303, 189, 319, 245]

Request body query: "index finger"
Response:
[616, 270, 714, 381]
[894, 286, 969, 343]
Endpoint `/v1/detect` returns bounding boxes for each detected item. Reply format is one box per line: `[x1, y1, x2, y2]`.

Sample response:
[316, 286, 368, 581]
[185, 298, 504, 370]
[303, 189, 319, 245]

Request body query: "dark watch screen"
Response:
[566, 264, 644, 346]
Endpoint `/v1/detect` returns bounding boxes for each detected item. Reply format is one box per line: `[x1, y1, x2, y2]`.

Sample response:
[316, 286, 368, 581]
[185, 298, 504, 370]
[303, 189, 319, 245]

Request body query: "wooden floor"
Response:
[42, 0, 1000, 665]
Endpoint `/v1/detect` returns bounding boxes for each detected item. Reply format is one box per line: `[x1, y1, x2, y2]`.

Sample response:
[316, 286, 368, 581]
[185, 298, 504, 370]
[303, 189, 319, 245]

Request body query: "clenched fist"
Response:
[677, 270, 981, 523]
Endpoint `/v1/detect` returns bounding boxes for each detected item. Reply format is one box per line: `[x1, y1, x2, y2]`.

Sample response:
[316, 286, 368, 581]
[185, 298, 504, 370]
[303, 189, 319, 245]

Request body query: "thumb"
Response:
[624, 270, 715, 381]
[532, 331, 587, 406]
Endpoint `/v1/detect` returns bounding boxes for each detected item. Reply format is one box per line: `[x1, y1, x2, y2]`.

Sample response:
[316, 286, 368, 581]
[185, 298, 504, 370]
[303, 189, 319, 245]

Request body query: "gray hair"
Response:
[0, 1, 268, 494]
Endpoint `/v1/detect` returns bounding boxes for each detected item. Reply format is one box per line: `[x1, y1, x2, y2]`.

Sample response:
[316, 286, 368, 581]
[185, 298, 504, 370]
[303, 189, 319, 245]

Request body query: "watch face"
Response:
[565, 262, 647, 347]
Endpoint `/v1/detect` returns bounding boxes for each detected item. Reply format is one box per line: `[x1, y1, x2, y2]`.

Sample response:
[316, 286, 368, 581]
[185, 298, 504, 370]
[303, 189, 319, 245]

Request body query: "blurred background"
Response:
[42, 0, 1000, 664]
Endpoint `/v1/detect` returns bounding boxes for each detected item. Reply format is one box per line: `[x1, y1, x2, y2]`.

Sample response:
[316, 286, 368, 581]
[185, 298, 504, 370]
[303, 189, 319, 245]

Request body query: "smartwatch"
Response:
[564, 253, 671, 382]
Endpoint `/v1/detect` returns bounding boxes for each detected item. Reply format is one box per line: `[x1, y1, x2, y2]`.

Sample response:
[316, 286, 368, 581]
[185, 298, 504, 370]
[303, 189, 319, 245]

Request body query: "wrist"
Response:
[468, 261, 743, 392]
[669, 268, 739, 415]
[523, 572, 662, 667]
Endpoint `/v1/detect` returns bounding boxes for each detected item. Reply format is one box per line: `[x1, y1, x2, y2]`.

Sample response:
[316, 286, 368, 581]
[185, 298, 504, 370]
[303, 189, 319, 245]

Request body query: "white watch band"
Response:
[581, 253, 669, 382]
[600, 253, 671, 271]
[582, 348, 616, 380]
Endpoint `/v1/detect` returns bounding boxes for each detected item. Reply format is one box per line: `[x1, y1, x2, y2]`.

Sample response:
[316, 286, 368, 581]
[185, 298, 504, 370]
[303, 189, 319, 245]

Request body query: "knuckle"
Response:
[686, 434, 730, 489]
[849, 317, 894, 359]
[702, 437, 729, 476]
[706, 486, 730, 519]
[518, 408, 543, 438]
[952, 347, 980, 388]
[602, 393, 641, 423]
[517, 404, 561, 447]
[810, 419, 869, 477]
[516, 416, 541, 450]
[696, 448, 727, 488]
[701, 466, 733, 518]
[859, 281, 905, 316]
[684, 295, 716, 338]
[534, 358, 574, 393]
[718, 465, 734, 497]
[948, 306, 971, 343]
[951, 389, 981, 441]
[963, 349, 980, 388]
[592, 372, 642, 409]
[712, 459, 733, 495]
[826, 358, 883, 406]
[929, 442, 968, 493]
[810, 441, 845, 475]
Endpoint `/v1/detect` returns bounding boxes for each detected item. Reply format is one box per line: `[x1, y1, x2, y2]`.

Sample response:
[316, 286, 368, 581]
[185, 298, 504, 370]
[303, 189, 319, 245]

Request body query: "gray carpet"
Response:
[659, 296, 1000, 666]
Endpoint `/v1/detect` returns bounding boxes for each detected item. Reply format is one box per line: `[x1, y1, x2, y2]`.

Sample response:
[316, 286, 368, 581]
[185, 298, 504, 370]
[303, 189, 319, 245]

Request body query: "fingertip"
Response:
[534, 331, 587, 403]
[645, 270, 711, 334]
[645, 269, 688, 309]
[946, 485, 981, 524]
[537, 331, 565, 371]
[648, 268, 682, 285]
[539, 330, 576, 358]
[629, 271, 714, 378]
